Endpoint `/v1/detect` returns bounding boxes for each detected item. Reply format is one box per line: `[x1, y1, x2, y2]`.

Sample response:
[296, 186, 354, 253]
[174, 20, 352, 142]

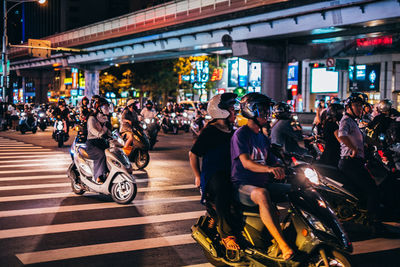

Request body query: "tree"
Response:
[99, 73, 118, 95]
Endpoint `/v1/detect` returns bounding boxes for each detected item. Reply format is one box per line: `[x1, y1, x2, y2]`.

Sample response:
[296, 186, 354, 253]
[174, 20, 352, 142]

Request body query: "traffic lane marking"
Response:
[0, 210, 204, 239]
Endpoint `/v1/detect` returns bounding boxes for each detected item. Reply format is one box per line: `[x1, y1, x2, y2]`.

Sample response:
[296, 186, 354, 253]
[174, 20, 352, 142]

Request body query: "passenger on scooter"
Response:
[231, 92, 294, 261]
[120, 99, 140, 153]
[79, 96, 91, 122]
[270, 102, 307, 155]
[86, 97, 111, 184]
[140, 100, 157, 120]
[338, 92, 383, 232]
[189, 93, 240, 252]
[319, 99, 344, 167]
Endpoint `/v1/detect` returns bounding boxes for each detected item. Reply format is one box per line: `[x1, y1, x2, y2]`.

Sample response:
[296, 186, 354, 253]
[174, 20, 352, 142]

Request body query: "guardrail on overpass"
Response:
[10, 0, 287, 58]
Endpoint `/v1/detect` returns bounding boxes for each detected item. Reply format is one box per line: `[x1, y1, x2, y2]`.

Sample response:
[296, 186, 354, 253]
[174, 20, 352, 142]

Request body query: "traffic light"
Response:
[309, 62, 325, 68]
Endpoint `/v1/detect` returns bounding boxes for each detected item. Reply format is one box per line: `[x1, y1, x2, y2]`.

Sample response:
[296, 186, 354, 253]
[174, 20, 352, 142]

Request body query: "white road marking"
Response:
[0, 168, 66, 174]
[0, 153, 69, 159]
[0, 210, 204, 239]
[0, 159, 70, 164]
[0, 182, 191, 192]
[16, 234, 195, 265]
[0, 162, 70, 168]
[0, 195, 201, 217]
[0, 144, 34, 146]
[352, 238, 400, 255]
[0, 182, 71, 191]
[0, 148, 52, 152]
[0, 175, 169, 182]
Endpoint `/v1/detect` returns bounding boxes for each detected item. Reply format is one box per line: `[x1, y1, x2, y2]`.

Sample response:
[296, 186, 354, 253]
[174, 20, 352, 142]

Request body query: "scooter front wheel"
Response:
[111, 180, 137, 204]
[71, 180, 85, 195]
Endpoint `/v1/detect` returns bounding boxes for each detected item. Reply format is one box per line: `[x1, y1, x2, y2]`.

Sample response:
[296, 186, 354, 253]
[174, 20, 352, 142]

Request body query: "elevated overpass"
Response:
[8, 0, 400, 102]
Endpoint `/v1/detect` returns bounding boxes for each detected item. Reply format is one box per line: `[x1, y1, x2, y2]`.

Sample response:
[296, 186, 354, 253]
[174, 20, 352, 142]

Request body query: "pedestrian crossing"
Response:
[0, 136, 399, 266]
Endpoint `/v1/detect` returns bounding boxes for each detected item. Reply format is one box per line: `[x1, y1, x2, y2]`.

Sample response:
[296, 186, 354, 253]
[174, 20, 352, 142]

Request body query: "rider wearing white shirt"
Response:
[140, 100, 157, 120]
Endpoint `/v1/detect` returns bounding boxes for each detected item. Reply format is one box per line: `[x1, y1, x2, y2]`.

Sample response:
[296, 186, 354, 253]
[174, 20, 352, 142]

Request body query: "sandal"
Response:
[221, 236, 240, 262]
[221, 236, 240, 251]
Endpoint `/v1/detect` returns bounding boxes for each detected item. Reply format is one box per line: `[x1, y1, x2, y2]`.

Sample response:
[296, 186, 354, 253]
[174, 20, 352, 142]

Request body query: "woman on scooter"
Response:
[86, 97, 111, 184]
[189, 93, 241, 253]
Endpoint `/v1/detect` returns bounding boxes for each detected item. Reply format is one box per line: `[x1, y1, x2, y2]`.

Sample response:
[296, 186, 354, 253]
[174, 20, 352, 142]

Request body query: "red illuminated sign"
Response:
[357, 36, 392, 47]
[211, 68, 223, 82]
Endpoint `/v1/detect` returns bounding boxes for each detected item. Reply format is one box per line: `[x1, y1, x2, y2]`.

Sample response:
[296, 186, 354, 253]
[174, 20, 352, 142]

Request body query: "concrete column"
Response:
[261, 62, 285, 101]
[84, 70, 99, 98]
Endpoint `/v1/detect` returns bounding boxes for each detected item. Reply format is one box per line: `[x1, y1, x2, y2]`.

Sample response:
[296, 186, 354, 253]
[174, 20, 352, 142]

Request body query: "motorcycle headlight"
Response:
[304, 167, 320, 185]
[56, 123, 64, 131]
[379, 133, 385, 141]
[171, 113, 176, 118]
[21, 112, 26, 117]
[112, 112, 117, 118]
[143, 124, 147, 129]
[151, 119, 155, 123]
[144, 118, 150, 124]
[183, 112, 188, 118]
[39, 113, 45, 118]
[205, 115, 211, 120]
[300, 209, 333, 235]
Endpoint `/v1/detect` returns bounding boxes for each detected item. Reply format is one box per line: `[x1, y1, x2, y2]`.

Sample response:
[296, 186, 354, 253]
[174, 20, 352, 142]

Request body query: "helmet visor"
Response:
[256, 103, 272, 119]
[101, 105, 110, 115]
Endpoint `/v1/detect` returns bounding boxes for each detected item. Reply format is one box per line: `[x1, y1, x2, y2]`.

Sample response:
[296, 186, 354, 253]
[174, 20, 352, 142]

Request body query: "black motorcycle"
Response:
[142, 118, 159, 150]
[52, 116, 69, 148]
[192, 155, 352, 266]
[37, 110, 47, 131]
[113, 125, 150, 169]
[161, 112, 179, 135]
[18, 112, 37, 134]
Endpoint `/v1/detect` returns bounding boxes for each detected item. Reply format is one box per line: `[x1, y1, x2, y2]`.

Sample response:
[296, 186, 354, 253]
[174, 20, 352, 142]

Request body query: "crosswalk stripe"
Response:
[0, 182, 195, 192]
[0, 146, 42, 149]
[0, 178, 172, 202]
[0, 148, 52, 152]
[0, 153, 68, 158]
[0, 168, 66, 174]
[0, 159, 70, 164]
[0, 210, 204, 239]
[0, 196, 201, 217]
[0, 175, 169, 182]
[0, 182, 70, 191]
[0, 144, 34, 146]
[0, 162, 70, 168]
[15, 234, 400, 265]
[16, 234, 195, 265]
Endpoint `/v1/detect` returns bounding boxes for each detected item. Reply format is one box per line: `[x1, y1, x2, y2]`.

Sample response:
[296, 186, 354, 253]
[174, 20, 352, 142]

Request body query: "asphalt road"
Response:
[0, 128, 399, 266]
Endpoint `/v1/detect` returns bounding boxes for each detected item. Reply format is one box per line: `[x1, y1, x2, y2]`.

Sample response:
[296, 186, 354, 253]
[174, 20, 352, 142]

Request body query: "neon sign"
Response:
[356, 36, 392, 47]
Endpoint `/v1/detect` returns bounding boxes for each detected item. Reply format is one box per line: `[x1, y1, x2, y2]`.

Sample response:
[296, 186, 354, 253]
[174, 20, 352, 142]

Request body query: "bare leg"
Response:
[124, 132, 133, 148]
[250, 188, 293, 260]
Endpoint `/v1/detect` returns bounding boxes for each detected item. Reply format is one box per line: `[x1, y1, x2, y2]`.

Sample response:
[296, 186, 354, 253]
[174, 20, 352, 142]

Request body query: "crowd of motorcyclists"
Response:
[189, 91, 400, 266]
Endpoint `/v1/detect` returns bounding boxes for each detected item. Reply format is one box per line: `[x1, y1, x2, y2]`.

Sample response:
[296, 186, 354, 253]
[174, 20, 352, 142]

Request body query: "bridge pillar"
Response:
[84, 70, 99, 98]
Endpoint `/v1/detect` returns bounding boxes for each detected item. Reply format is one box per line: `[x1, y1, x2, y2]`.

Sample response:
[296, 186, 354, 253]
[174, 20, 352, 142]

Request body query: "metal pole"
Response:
[2, 0, 7, 102]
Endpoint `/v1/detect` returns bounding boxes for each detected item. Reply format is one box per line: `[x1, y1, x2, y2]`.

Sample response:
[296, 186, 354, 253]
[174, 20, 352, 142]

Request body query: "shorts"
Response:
[237, 183, 291, 207]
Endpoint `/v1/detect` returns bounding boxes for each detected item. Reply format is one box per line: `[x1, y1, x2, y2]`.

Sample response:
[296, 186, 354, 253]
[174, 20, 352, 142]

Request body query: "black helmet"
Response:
[329, 97, 341, 106]
[377, 99, 392, 113]
[326, 103, 344, 121]
[272, 102, 292, 119]
[344, 92, 368, 107]
[58, 98, 66, 106]
[240, 93, 274, 119]
[146, 100, 153, 106]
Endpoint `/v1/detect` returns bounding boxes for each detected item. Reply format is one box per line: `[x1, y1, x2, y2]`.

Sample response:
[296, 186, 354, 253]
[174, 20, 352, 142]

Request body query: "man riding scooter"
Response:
[231, 93, 294, 261]
[52, 98, 71, 136]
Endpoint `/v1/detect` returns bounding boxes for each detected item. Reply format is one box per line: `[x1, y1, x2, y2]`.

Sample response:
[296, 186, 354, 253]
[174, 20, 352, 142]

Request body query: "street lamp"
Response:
[2, 0, 46, 102]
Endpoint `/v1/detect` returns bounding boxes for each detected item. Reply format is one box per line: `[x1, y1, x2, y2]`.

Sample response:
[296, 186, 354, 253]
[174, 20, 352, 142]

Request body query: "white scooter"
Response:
[67, 136, 137, 204]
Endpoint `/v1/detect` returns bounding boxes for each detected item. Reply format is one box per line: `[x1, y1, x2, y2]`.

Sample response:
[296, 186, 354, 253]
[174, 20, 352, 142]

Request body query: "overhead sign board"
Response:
[28, 39, 51, 58]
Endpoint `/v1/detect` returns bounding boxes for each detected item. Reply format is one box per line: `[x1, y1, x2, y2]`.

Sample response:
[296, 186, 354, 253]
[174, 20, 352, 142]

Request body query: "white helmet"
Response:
[207, 93, 237, 119]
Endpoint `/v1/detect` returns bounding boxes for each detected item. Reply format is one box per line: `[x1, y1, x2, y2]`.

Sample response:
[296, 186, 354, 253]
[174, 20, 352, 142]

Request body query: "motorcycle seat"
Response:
[78, 147, 90, 159]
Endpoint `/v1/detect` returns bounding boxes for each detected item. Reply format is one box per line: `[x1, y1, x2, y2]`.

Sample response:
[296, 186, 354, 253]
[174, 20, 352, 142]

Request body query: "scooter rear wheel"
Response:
[202, 248, 227, 267]
[306, 249, 351, 267]
[134, 149, 150, 169]
[111, 180, 137, 204]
